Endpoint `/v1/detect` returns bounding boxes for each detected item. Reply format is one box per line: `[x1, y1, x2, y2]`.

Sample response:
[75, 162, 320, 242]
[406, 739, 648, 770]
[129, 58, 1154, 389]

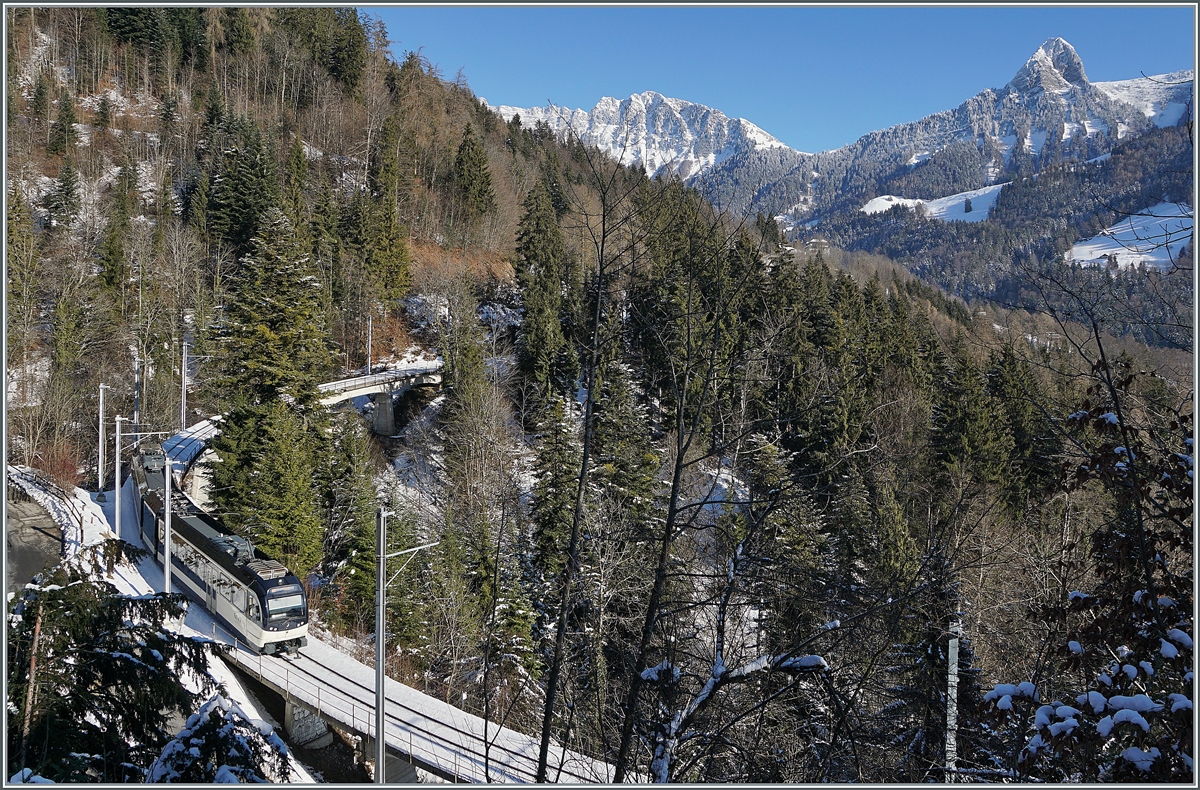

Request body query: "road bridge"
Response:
[318, 364, 443, 436]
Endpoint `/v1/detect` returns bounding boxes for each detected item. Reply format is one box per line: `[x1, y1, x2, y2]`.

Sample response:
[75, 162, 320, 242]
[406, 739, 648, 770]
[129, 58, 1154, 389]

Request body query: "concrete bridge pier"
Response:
[371, 391, 397, 436]
[284, 699, 334, 750]
[360, 738, 420, 783]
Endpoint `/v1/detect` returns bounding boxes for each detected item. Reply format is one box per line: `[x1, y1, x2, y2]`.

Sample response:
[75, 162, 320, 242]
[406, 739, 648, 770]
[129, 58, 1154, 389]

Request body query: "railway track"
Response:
[219, 633, 611, 783]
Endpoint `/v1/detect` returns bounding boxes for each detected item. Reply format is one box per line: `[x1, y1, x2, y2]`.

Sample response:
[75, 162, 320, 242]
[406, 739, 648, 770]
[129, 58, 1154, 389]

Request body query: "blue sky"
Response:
[364, 5, 1195, 153]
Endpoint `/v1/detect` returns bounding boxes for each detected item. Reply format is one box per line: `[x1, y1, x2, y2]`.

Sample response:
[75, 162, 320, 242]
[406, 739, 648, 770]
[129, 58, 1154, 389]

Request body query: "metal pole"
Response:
[367, 314, 373, 374]
[376, 506, 387, 784]
[180, 341, 188, 432]
[97, 384, 108, 501]
[163, 458, 172, 596]
[945, 620, 961, 782]
[113, 416, 123, 535]
[132, 353, 140, 434]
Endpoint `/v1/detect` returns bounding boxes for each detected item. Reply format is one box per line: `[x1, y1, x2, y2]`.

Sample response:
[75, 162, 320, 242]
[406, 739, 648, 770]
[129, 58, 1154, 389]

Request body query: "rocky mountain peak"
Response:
[1008, 37, 1089, 94]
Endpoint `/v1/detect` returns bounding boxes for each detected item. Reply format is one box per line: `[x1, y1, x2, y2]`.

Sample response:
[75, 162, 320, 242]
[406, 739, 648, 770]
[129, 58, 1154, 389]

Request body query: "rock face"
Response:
[497, 39, 1192, 220]
[491, 90, 790, 181]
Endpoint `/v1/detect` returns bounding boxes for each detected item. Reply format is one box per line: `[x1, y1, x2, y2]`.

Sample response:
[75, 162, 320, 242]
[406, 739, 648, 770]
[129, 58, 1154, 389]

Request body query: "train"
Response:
[131, 445, 309, 655]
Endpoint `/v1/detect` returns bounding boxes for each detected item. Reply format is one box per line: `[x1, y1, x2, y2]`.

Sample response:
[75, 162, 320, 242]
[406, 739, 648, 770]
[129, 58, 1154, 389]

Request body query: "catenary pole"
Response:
[180, 341, 188, 432]
[945, 620, 962, 782]
[376, 507, 390, 783]
[163, 458, 172, 596]
[97, 384, 108, 501]
[113, 416, 124, 535]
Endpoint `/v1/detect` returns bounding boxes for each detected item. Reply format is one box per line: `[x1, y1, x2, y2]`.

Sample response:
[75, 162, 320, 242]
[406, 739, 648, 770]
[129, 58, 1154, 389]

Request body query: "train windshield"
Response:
[266, 587, 305, 621]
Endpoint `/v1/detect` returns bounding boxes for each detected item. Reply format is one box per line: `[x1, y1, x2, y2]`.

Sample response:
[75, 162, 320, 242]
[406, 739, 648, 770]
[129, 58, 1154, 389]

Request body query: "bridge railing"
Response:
[317, 366, 442, 395]
[213, 630, 487, 782]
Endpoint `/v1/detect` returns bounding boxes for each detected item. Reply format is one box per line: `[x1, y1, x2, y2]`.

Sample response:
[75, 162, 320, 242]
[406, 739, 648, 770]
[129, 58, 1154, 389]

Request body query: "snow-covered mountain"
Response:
[490, 91, 792, 181]
[496, 39, 1192, 220]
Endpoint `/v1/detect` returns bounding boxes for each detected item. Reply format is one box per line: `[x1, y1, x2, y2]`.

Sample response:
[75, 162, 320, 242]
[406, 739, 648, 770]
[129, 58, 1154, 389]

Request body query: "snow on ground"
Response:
[1094, 71, 1194, 128]
[6, 356, 51, 408]
[861, 182, 1008, 223]
[1067, 202, 1193, 270]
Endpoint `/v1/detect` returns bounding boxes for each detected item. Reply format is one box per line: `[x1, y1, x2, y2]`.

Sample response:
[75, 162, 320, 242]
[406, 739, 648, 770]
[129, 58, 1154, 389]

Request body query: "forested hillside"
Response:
[803, 123, 1194, 348]
[6, 7, 1193, 783]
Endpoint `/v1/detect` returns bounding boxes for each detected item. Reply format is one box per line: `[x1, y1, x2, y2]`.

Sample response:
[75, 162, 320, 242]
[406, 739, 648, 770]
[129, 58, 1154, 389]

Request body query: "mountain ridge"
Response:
[494, 38, 1193, 219]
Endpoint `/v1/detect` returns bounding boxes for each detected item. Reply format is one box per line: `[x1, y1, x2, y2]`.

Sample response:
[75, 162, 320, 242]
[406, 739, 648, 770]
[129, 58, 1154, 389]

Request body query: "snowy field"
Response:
[861, 182, 1008, 223]
[1067, 202, 1193, 270]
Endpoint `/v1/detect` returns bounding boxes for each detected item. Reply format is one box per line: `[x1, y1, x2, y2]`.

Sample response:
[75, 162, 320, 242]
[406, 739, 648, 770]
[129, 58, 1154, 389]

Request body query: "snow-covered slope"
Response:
[491, 90, 793, 181]
[1066, 202, 1193, 270]
[861, 182, 1008, 224]
[1093, 70, 1195, 129]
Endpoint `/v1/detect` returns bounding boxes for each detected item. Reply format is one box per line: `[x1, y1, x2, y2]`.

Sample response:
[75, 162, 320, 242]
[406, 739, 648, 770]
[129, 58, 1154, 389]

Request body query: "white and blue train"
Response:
[131, 446, 308, 655]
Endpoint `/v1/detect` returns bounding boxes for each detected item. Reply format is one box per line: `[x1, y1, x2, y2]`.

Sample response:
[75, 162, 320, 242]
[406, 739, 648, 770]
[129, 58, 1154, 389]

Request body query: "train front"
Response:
[248, 559, 309, 655]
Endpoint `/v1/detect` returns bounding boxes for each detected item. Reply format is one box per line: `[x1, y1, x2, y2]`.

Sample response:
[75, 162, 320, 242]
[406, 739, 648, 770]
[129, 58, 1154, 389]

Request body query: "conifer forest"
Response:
[4, 8, 1194, 784]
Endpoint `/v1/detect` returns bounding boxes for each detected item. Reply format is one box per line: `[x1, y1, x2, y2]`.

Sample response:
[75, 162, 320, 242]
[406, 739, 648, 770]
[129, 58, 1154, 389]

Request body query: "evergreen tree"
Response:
[222, 8, 255, 57]
[146, 691, 290, 783]
[6, 542, 214, 782]
[453, 124, 495, 216]
[283, 136, 308, 231]
[29, 72, 50, 138]
[529, 395, 580, 586]
[247, 399, 326, 580]
[590, 361, 658, 527]
[94, 93, 112, 131]
[321, 411, 382, 622]
[929, 333, 1013, 493]
[986, 344, 1060, 504]
[882, 549, 990, 782]
[187, 168, 209, 241]
[208, 117, 278, 260]
[514, 180, 569, 390]
[203, 80, 224, 130]
[46, 156, 80, 228]
[46, 88, 76, 156]
[366, 205, 411, 309]
[207, 207, 332, 409]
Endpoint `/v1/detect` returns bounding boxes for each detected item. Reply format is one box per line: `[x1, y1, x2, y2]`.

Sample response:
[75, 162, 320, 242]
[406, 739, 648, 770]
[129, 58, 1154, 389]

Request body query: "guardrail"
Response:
[210, 624, 561, 783]
[317, 367, 442, 394]
[6, 465, 101, 559]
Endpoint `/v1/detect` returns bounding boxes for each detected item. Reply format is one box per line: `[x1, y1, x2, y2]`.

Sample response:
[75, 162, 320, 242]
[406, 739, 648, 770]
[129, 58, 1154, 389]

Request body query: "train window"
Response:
[246, 597, 261, 622]
[266, 593, 305, 621]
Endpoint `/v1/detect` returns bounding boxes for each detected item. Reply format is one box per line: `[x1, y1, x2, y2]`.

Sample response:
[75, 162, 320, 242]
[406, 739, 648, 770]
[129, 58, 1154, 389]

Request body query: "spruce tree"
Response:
[46, 156, 80, 228]
[529, 395, 580, 586]
[206, 208, 334, 560]
[453, 124, 495, 216]
[207, 207, 333, 409]
[283, 137, 308, 231]
[6, 542, 214, 782]
[248, 399, 326, 580]
[94, 93, 112, 131]
[46, 88, 76, 156]
[29, 72, 49, 139]
[146, 691, 290, 782]
[514, 180, 568, 391]
[321, 411, 382, 622]
[930, 333, 1013, 492]
[207, 117, 277, 260]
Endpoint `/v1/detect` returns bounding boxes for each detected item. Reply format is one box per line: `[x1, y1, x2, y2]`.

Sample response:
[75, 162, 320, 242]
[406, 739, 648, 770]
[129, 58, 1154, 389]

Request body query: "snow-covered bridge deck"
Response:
[219, 632, 615, 783]
[318, 364, 443, 434]
[317, 365, 442, 404]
